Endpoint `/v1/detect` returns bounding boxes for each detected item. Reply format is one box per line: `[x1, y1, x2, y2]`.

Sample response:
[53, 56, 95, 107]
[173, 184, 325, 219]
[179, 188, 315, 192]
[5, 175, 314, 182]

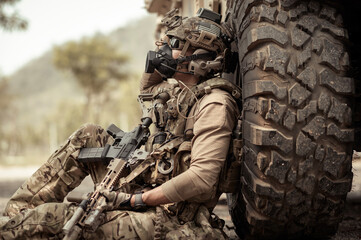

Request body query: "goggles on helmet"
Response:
[169, 37, 185, 50]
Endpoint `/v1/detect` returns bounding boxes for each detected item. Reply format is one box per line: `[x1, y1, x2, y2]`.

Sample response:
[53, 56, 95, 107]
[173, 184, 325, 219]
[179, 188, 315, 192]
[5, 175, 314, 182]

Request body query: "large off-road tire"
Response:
[227, 0, 354, 239]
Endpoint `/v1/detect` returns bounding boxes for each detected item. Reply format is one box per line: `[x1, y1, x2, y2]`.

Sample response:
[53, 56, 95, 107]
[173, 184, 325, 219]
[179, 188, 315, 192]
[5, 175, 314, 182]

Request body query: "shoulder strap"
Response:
[184, 77, 242, 134]
[192, 77, 242, 100]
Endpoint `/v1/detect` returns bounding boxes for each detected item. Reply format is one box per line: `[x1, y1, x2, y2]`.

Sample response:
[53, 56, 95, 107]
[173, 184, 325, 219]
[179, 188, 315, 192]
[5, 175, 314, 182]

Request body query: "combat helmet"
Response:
[161, 8, 234, 77]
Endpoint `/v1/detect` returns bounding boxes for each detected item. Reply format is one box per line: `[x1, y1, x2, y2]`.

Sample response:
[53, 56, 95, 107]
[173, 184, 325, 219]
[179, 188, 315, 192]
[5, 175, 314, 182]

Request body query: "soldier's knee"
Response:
[28, 202, 73, 227]
[36, 202, 70, 217]
[76, 123, 103, 139]
[80, 123, 102, 133]
[69, 123, 111, 148]
[0, 203, 72, 236]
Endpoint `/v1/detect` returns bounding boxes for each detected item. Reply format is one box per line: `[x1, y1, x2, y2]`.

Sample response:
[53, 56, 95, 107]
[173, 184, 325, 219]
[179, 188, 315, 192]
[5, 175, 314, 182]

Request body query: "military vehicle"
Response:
[145, 0, 360, 239]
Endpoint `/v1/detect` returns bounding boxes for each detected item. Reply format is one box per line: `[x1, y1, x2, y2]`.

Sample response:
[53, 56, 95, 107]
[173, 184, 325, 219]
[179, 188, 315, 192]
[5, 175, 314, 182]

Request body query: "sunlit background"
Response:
[0, 0, 150, 75]
[0, 0, 157, 166]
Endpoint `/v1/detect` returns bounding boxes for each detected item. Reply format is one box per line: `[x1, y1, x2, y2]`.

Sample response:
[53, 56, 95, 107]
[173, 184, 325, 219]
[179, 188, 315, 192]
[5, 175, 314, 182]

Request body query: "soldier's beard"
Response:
[174, 68, 199, 88]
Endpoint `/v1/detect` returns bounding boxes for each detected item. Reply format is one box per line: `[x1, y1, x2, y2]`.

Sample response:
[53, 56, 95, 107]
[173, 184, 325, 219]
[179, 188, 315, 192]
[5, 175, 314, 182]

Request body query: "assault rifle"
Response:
[62, 117, 152, 240]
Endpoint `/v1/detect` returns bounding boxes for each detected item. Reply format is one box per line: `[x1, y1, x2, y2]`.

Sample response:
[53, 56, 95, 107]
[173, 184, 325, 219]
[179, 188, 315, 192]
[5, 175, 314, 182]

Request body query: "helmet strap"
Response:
[177, 40, 192, 73]
[177, 63, 188, 70]
[180, 40, 190, 57]
[177, 51, 217, 63]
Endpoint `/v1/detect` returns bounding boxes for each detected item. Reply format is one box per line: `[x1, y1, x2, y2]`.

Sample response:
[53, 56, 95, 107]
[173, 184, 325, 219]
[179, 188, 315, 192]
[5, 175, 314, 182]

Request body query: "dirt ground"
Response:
[0, 160, 360, 239]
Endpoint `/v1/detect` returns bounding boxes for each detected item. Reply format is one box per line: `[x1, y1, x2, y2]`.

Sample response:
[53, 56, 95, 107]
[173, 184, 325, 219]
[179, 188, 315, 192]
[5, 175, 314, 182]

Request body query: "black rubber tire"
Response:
[227, 0, 354, 239]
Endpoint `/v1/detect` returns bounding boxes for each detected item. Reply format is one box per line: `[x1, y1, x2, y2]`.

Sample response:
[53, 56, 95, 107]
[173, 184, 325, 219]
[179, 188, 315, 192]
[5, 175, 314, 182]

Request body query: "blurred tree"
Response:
[46, 100, 85, 145]
[0, 77, 15, 156]
[53, 35, 129, 121]
[0, 78, 11, 121]
[0, 0, 27, 31]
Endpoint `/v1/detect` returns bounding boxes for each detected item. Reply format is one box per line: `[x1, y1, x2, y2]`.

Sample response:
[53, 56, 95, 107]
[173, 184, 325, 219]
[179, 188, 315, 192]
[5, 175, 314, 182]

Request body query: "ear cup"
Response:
[188, 49, 211, 77]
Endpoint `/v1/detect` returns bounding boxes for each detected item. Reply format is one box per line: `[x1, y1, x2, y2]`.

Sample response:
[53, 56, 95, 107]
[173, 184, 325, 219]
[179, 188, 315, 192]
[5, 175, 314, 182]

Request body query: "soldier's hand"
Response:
[99, 189, 132, 211]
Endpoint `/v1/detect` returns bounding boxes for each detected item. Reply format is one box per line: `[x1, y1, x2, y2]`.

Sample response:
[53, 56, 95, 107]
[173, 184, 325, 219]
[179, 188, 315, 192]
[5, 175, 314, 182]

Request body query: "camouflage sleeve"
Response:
[139, 71, 171, 94]
[4, 124, 111, 217]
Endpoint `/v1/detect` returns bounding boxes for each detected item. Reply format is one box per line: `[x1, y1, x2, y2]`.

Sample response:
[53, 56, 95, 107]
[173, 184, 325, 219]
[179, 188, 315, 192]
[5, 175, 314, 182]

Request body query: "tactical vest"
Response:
[141, 77, 243, 193]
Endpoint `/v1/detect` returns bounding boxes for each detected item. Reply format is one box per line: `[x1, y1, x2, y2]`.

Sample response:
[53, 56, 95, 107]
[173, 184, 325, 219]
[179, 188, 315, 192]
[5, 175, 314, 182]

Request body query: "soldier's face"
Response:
[172, 49, 192, 60]
[172, 48, 199, 84]
[172, 48, 195, 63]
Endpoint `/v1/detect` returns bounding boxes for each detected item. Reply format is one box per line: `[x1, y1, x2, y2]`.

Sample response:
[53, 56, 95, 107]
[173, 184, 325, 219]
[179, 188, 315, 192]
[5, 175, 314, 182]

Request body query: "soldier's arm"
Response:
[128, 91, 237, 207]
[139, 71, 171, 94]
[130, 186, 170, 207]
[160, 91, 238, 205]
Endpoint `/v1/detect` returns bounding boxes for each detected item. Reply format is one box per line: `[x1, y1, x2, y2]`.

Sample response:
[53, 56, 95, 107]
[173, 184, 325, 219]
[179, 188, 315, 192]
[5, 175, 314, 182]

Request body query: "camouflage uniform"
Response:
[0, 120, 230, 239]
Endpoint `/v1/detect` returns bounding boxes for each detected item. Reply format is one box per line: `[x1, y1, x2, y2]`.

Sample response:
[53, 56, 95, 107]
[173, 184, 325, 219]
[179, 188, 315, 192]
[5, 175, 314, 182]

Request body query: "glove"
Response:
[99, 189, 132, 211]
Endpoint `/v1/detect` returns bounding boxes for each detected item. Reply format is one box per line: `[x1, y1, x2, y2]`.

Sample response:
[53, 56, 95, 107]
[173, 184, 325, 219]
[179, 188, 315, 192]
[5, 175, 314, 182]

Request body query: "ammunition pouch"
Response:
[172, 141, 192, 177]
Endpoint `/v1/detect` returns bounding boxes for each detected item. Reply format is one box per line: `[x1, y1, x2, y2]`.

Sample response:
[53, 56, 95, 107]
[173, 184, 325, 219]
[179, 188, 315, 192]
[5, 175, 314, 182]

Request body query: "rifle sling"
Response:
[117, 158, 153, 189]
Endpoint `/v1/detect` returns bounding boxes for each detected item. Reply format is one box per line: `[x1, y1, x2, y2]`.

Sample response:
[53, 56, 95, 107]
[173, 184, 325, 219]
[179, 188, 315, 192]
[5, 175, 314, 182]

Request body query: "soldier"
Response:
[0, 8, 240, 239]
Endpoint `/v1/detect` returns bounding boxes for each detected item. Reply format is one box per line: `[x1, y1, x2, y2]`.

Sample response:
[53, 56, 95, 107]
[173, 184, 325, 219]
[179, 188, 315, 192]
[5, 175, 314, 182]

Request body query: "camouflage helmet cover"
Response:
[161, 9, 228, 54]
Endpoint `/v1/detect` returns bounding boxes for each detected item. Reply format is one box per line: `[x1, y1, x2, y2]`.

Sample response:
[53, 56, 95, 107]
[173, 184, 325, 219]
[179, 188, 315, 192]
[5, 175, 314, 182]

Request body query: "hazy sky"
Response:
[0, 0, 149, 75]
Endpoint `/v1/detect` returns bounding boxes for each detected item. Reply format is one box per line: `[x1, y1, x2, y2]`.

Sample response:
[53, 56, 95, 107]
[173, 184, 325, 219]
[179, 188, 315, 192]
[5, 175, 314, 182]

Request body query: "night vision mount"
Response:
[196, 8, 221, 24]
